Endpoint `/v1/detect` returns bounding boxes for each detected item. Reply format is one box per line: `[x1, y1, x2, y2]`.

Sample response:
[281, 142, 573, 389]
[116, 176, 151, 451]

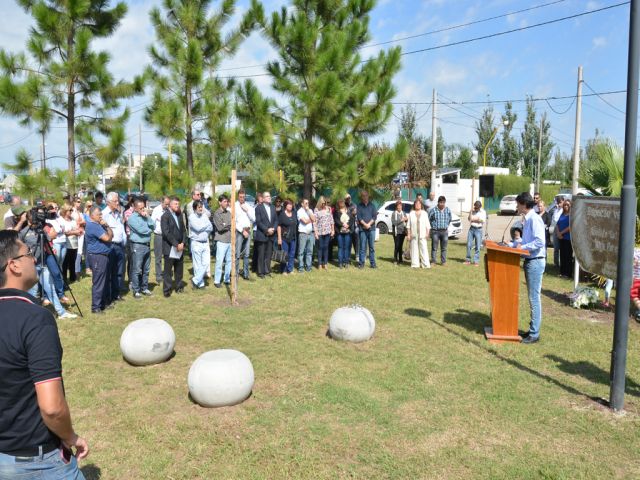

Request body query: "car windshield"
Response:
[503, 196, 516, 201]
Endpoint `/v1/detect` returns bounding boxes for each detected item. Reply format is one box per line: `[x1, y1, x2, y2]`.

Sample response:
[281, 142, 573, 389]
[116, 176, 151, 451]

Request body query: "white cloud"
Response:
[433, 60, 467, 86]
[592, 36, 608, 49]
[586, 1, 601, 10]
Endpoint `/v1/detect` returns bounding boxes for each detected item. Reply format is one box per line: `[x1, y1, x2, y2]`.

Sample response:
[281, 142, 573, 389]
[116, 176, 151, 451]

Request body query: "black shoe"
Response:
[370, 265, 377, 269]
[521, 335, 539, 344]
[163, 292, 171, 298]
[214, 283, 222, 288]
[521, 331, 530, 338]
[104, 303, 115, 310]
[92, 309, 105, 315]
[224, 282, 231, 286]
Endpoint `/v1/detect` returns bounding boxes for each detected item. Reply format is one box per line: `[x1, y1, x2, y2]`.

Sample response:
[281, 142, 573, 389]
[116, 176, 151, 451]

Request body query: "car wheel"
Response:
[377, 222, 389, 235]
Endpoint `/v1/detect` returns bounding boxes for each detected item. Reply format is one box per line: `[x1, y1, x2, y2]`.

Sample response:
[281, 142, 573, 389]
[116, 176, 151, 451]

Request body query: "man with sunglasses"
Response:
[0, 230, 89, 479]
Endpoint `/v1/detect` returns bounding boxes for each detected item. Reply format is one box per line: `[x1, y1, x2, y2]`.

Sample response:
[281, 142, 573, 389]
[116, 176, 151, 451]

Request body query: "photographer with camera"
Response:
[0, 230, 89, 478]
[18, 209, 77, 320]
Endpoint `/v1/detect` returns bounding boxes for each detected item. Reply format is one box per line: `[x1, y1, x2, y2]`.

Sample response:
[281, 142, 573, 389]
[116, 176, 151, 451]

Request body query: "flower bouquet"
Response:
[569, 286, 600, 309]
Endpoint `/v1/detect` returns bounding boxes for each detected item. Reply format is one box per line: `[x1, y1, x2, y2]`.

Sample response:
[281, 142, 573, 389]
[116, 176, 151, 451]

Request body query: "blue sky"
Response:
[0, 0, 633, 175]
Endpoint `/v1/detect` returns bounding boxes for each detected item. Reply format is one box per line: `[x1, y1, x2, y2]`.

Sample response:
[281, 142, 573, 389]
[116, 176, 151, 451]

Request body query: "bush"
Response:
[540, 184, 561, 205]
[494, 175, 531, 198]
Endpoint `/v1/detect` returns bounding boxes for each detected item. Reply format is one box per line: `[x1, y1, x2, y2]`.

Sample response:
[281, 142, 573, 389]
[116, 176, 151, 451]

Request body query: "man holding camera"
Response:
[0, 230, 89, 478]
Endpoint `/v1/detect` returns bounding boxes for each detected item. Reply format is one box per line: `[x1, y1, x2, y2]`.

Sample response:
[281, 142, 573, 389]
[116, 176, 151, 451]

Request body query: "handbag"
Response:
[272, 247, 289, 263]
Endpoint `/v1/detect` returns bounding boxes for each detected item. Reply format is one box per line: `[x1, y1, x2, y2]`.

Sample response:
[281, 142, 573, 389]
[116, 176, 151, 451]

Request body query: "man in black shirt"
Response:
[0, 230, 89, 478]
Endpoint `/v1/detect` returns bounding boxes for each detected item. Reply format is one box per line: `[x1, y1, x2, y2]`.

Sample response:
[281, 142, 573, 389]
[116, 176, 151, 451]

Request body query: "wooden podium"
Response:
[484, 240, 528, 344]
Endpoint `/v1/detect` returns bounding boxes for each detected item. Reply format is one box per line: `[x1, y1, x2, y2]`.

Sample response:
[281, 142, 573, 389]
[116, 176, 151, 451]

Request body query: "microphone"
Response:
[500, 214, 517, 245]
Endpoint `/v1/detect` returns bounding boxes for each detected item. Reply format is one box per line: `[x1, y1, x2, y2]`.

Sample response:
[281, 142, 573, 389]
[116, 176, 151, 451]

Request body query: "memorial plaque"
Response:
[571, 196, 620, 279]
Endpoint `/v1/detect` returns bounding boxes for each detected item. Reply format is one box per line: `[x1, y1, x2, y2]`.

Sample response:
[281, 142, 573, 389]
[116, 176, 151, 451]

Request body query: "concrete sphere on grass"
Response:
[120, 318, 176, 366]
[188, 350, 254, 408]
[329, 306, 376, 343]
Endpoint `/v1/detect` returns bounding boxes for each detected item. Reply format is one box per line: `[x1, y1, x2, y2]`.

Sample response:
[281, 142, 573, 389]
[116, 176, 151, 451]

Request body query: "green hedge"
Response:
[494, 175, 532, 199]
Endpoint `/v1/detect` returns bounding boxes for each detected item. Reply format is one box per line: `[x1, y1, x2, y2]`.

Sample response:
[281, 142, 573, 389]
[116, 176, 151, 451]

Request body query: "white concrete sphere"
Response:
[329, 306, 376, 343]
[188, 349, 254, 408]
[120, 318, 176, 366]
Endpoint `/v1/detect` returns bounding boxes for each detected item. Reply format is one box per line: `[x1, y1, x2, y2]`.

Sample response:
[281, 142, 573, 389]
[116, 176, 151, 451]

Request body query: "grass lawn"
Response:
[3, 204, 640, 478]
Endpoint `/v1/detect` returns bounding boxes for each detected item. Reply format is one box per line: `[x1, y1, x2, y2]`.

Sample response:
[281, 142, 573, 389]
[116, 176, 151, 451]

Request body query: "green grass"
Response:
[3, 204, 640, 478]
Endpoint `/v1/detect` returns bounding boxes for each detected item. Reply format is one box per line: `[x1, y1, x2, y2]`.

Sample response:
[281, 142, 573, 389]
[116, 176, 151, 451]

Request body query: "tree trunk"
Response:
[303, 161, 312, 200]
[211, 141, 216, 198]
[186, 84, 194, 178]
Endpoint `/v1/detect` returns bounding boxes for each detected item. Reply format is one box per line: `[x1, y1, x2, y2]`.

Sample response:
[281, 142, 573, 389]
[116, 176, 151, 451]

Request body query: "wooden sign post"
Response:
[230, 169, 238, 305]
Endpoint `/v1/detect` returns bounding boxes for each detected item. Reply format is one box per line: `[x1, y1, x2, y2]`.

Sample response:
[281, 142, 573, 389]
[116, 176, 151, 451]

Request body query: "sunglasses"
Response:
[0, 251, 35, 272]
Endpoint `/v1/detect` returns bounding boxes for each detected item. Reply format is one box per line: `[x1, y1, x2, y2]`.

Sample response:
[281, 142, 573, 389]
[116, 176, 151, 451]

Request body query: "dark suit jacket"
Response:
[254, 203, 278, 243]
[161, 209, 186, 256]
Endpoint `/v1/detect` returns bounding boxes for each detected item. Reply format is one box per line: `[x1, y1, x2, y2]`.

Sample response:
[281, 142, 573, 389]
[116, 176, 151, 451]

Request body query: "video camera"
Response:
[29, 204, 56, 232]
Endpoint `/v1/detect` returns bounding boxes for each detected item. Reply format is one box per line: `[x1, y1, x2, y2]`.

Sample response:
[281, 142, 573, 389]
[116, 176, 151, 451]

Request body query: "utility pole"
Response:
[230, 169, 238, 306]
[536, 115, 544, 193]
[139, 124, 143, 192]
[610, 0, 639, 412]
[571, 66, 583, 289]
[431, 89, 437, 196]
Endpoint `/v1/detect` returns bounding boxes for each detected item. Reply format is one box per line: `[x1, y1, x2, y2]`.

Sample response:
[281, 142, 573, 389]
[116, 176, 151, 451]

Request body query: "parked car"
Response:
[375, 200, 462, 238]
[498, 195, 518, 215]
[391, 171, 409, 185]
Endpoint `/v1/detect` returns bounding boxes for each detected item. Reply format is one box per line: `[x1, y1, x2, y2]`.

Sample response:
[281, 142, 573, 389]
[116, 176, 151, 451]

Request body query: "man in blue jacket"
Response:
[127, 199, 155, 299]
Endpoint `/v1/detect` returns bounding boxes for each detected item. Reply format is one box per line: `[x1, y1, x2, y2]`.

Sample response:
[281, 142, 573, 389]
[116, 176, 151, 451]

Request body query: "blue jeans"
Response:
[318, 234, 331, 266]
[358, 229, 376, 267]
[337, 233, 351, 265]
[280, 238, 296, 273]
[0, 447, 85, 479]
[130, 243, 151, 293]
[191, 240, 210, 288]
[109, 243, 126, 301]
[45, 254, 65, 299]
[214, 242, 231, 284]
[431, 229, 448, 264]
[298, 232, 315, 271]
[236, 232, 251, 278]
[30, 264, 66, 316]
[466, 227, 483, 263]
[524, 257, 545, 338]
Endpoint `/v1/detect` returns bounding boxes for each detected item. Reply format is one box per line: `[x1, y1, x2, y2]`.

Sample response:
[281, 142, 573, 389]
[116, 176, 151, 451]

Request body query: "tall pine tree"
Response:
[146, 0, 254, 178]
[500, 102, 519, 172]
[520, 97, 554, 178]
[246, 0, 407, 199]
[0, 0, 142, 194]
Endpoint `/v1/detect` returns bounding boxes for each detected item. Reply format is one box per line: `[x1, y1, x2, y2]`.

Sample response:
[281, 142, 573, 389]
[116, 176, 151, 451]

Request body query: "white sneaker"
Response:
[58, 312, 78, 319]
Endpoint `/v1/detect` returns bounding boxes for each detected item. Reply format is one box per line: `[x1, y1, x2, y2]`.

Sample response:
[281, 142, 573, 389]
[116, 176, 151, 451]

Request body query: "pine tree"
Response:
[499, 102, 519, 172]
[146, 0, 254, 178]
[519, 97, 554, 178]
[474, 106, 500, 168]
[0, 0, 143, 195]
[245, 0, 407, 199]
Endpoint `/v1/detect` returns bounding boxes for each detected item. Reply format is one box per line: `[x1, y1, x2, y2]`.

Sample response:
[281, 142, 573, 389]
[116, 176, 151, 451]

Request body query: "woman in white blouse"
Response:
[407, 199, 431, 269]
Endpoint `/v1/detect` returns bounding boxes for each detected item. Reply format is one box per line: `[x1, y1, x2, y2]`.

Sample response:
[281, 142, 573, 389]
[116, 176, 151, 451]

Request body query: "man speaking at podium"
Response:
[509, 192, 546, 344]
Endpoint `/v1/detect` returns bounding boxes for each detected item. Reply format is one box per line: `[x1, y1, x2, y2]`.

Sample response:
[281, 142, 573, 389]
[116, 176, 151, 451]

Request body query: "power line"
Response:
[363, 0, 568, 49]
[390, 89, 627, 105]
[401, 2, 629, 57]
[0, 132, 35, 149]
[544, 96, 576, 115]
[583, 80, 626, 115]
[582, 100, 626, 122]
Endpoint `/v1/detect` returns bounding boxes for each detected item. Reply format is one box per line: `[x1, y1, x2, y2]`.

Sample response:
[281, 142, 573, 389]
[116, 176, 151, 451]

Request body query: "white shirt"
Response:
[103, 206, 126, 244]
[62, 218, 78, 249]
[3, 210, 13, 221]
[46, 217, 66, 246]
[235, 200, 255, 233]
[151, 204, 165, 234]
[469, 208, 487, 229]
[264, 203, 271, 222]
[297, 207, 313, 234]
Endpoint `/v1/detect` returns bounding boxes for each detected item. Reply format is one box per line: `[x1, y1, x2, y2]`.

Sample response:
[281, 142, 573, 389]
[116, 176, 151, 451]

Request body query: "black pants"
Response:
[154, 233, 163, 283]
[393, 234, 406, 263]
[62, 248, 77, 283]
[163, 255, 184, 295]
[88, 253, 109, 312]
[431, 229, 448, 264]
[251, 236, 259, 272]
[256, 240, 273, 276]
[559, 239, 574, 277]
[351, 232, 359, 258]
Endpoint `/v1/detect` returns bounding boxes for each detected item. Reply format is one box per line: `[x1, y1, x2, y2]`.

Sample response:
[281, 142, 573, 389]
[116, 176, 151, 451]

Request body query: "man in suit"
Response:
[254, 192, 278, 278]
[161, 197, 186, 297]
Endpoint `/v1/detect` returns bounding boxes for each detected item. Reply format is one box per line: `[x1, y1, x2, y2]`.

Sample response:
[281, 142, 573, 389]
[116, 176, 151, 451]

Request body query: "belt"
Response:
[89, 252, 109, 257]
[470, 226, 482, 229]
[192, 240, 208, 243]
[524, 257, 545, 261]
[131, 241, 150, 246]
[433, 228, 448, 231]
[4, 441, 59, 457]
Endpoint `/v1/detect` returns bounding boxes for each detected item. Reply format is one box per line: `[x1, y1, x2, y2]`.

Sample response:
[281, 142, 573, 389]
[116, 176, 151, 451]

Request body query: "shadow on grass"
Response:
[406, 307, 604, 404]
[81, 464, 101, 479]
[545, 354, 640, 398]
[541, 288, 570, 307]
